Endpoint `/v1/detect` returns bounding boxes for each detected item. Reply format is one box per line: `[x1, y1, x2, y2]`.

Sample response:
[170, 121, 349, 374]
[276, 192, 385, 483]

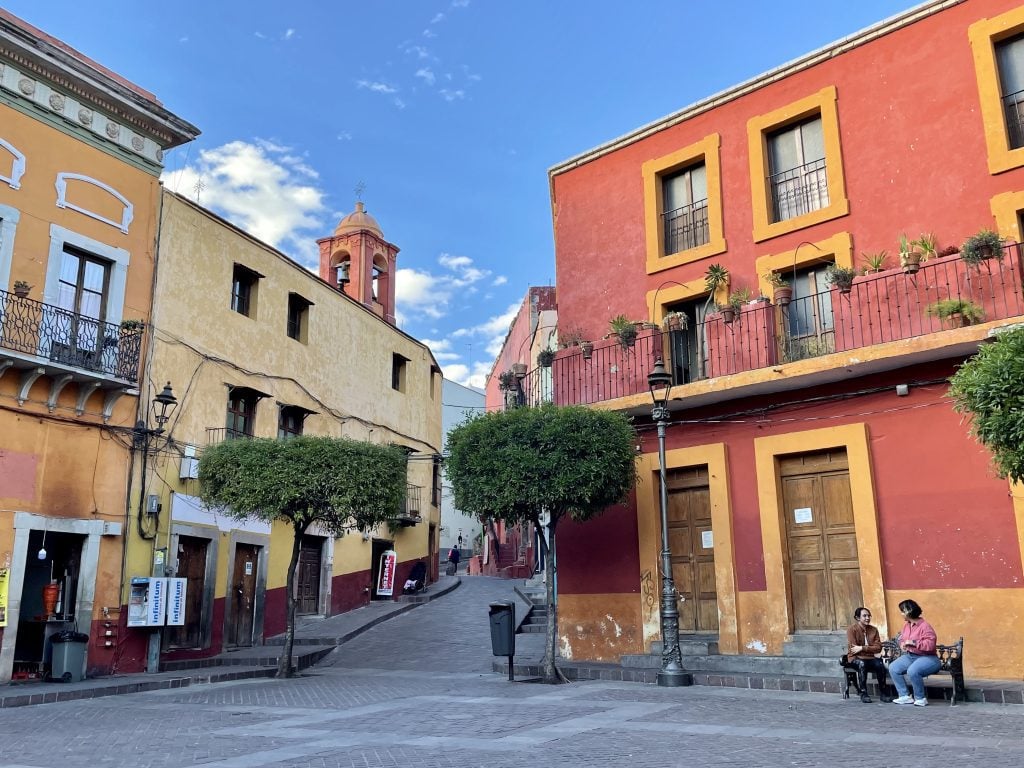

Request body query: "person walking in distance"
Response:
[890, 599, 941, 706]
[845, 607, 893, 703]
[446, 545, 461, 575]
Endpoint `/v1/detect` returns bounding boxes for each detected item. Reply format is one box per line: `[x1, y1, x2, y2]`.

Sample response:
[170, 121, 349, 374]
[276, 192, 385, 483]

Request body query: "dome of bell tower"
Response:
[334, 201, 382, 237]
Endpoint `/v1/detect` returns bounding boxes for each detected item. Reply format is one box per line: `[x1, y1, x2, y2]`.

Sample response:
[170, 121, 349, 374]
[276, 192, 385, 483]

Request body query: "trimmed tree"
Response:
[198, 435, 407, 677]
[445, 403, 636, 683]
[949, 327, 1024, 482]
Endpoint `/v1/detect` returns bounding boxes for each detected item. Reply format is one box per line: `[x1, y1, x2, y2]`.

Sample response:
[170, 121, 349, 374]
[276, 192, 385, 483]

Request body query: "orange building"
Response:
[546, 0, 1024, 682]
[0, 12, 197, 681]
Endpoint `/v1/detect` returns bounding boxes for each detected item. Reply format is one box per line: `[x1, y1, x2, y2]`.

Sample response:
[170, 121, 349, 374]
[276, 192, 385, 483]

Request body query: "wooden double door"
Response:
[226, 543, 260, 647]
[780, 449, 863, 631]
[666, 466, 718, 633]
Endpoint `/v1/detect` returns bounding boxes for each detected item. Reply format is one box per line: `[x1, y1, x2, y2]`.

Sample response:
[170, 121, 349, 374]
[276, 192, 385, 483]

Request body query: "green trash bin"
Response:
[50, 630, 89, 683]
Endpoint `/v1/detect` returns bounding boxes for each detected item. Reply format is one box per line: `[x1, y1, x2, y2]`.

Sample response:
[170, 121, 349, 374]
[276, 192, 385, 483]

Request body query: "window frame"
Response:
[392, 353, 408, 392]
[231, 264, 261, 318]
[226, 387, 260, 438]
[642, 133, 726, 274]
[277, 405, 307, 439]
[286, 292, 312, 343]
[0, 203, 19, 293]
[747, 86, 848, 242]
[43, 224, 129, 327]
[969, 6, 1024, 175]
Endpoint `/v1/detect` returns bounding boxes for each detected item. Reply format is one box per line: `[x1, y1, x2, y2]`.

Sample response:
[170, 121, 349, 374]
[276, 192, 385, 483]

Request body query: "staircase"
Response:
[515, 585, 547, 634]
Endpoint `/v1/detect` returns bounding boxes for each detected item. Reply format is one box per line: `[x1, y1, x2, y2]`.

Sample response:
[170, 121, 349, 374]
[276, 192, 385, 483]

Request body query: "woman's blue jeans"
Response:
[889, 653, 941, 699]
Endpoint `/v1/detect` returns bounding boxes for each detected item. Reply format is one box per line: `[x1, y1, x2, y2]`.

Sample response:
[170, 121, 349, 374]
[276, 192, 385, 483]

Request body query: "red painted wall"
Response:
[551, 0, 1024, 338]
[486, 287, 557, 411]
[557, 499, 640, 594]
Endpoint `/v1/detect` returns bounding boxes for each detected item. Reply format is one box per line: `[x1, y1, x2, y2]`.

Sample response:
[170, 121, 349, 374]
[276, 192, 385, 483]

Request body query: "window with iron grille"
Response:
[226, 387, 259, 438]
[767, 116, 828, 223]
[231, 264, 259, 317]
[286, 293, 311, 342]
[661, 163, 709, 255]
[998, 33, 1024, 149]
[278, 405, 306, 439]
[783, 265, 835, 361]
[431, 456, 441, 506]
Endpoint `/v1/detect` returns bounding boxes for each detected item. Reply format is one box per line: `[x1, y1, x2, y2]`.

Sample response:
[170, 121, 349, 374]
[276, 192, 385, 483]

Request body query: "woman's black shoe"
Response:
[860, 693, 872, 703]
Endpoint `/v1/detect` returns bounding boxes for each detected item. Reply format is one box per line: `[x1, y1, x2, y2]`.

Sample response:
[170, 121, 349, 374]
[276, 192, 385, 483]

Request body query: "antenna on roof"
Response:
[193, 177, 206, 203]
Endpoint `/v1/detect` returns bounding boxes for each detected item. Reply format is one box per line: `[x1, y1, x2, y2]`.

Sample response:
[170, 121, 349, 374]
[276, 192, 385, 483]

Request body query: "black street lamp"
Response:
[134, 382, 177, 540]
[647, 358, 689, 687]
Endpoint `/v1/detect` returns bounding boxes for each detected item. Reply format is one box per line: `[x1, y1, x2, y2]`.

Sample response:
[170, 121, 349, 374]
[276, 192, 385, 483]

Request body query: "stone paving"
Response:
[0, 576, 1021, 768]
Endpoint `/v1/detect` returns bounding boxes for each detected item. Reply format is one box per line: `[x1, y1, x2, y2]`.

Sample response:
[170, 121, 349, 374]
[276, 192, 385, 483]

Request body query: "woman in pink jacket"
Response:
[890, 599, 941, 706]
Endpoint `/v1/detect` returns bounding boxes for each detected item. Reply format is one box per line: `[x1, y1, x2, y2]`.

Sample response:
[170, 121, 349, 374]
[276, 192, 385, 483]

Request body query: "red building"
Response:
[546, 0, 1024, 681]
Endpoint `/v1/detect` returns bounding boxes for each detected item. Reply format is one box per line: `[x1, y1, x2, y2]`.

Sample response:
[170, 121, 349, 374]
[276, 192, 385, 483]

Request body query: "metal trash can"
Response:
[50, 630, 89, 683]
[488, 601, 515, 657]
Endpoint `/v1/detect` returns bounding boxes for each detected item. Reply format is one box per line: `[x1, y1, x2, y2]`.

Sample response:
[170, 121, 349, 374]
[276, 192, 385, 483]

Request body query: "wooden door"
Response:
[780, 450, 862, 631]
[227, 544, 259, 647]
[296, 537, 322, 615]
[666, 466, 718, 633]
[167, 536, 208, 649]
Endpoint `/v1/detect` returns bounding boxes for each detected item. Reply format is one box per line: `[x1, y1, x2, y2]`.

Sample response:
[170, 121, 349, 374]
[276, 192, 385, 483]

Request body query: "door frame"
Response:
[167, 523, 218, 651]
[755, 423, 886, 652]
[635, 443, 738, 654]
[222, 532, 268, 647]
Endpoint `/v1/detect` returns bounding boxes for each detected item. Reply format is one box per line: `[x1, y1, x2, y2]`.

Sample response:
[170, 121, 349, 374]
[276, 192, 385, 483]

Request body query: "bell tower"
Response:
[317, 202, 400, 325]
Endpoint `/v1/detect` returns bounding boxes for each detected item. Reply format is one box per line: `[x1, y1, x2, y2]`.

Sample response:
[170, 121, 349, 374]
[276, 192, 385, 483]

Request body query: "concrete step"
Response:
[622, 651, 837, 677]
[782, 632, 846, 658]
[161, 645, 335, 672]
[518, 625, 546, 634]
[649, 635, 720, 656]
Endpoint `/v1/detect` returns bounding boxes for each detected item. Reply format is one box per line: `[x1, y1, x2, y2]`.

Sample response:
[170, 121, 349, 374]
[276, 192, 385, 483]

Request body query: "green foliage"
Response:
[927, 299, 985, 325]
[704, 263, 730, 293]
[198, 436, 407, 533]
[537, 347, 556, 367]
[445, 403, 637, 529]
[960, 229, 1005, 266]
[728, 287, 752, 309]
[825, 264, 857, 291]
[861, 251, 888, 272]
[609, 314, 637, 347]
[498, 370, 518, 390]
[914, 232, 937, 260]
[763, 271, 787, 288]
[950, 328, 1024, 482]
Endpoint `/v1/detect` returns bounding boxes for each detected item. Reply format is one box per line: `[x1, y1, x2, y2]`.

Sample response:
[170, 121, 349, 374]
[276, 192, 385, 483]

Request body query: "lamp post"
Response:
[132, 382, 177, 673]
[647, 358, 689, 687]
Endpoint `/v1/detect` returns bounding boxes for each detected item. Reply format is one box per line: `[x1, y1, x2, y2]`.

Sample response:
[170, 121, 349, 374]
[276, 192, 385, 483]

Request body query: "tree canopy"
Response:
[949, 327, 1024, 483]
[445, 402, 637, 528]
[198, 435, 408, 676]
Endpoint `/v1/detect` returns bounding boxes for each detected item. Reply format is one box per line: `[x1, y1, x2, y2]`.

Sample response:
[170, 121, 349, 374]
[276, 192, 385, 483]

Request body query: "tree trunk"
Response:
[279, 522, 308, 678]
[542, 521, 559, 683]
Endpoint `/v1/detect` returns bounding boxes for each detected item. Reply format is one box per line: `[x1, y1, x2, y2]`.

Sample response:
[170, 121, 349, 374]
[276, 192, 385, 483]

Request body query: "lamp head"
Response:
[648, 358, 672, 405]
[152, 382, 177, 428]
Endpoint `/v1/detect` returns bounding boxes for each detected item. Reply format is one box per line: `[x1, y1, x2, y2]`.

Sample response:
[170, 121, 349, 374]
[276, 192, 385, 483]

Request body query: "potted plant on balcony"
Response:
[927, 298, 985, 328]
[12, 280, 31, 298]
[511, 362, 528, 378]
[608, 314, 638, 349]
[537, 347, 556, 368]
[663, 311, 689, 331]
[120, 319, 145, 332]
[764, 271, 792, 306]
[960, 229, 1005, 267]
[826, 264, 857, 294]
[721, 287, 752, 324]
[580, 340, 594, 360]
[914, 232, 938, 262]
[861, 251, 888, 274]
[704, 262, 729, 306]
[559, 326, 586, 349]
[899, 233, 923, 274]
[498, 370, 518, 391]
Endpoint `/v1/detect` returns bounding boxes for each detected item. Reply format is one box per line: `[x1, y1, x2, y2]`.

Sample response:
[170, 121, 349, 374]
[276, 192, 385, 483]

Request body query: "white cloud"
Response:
[415, 68, 436, 86]
[393, 98, 406, 110]
[401, 43, 431, 59]
[284, 28, 295, 40]
[491, 275, 507, 286]
[254, 31, 266, 39]
[451, 0, 470, 7]
[423, 29, 436, 38]
[430, 12, 445, 24]
[356, 79, 398, 94]
[336, 131, 352, 141]
[161, 139, 327, 268]
[440, 89, 465, 102]
[178, 36, 189, 44]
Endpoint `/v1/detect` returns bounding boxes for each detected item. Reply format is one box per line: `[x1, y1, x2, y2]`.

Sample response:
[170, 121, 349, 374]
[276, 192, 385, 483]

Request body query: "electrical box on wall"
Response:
[179, 444, 199, 480]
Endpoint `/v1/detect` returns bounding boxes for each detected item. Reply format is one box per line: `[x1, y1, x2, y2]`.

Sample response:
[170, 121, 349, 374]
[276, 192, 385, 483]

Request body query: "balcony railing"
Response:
[395, 484, 422, 526]
[769, 157, 829, 222]
[205, 427, 254, 445]
[662, 199, 709, 254]
[0, 289, 144, 383]
[537, 244, 1024, 407]
[1004, 88, 1024, 150]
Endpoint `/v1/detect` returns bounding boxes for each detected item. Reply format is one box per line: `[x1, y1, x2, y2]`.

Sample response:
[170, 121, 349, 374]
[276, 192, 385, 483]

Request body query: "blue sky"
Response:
[10, 0, 916, 387]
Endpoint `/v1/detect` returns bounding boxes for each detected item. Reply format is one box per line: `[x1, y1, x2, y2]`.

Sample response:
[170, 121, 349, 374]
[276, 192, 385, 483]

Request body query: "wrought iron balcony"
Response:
[0, 289, 143, 384]
[394, 484, 422, 526]
[662, 199, 709, 254]
[529, 243, 1024, 408]
[769, 157, 829, 222]
[1004, 88, 1024, 150]
[205, 427, 255, 445]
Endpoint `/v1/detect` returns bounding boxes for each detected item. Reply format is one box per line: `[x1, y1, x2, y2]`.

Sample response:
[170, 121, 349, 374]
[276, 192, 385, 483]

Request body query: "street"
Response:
[0, 577, 1020, 768]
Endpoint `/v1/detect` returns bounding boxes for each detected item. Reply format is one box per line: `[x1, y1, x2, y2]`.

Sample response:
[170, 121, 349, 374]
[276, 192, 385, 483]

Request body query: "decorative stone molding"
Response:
[0, 60, 163, 167]
[55, 172, 134, 233]
[0, 137, 26, 189]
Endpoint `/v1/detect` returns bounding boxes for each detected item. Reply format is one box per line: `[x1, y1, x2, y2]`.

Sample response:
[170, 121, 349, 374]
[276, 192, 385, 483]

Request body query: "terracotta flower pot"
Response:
[720, 306, 737, 324]
[773, 287, 793, 307]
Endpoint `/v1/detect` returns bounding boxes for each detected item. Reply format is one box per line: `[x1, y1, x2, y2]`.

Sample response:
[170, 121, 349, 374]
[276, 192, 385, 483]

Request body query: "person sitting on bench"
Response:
[403, 561, 427, 594]
[890, 598, 941, 707]
[845, 606, 892, 703]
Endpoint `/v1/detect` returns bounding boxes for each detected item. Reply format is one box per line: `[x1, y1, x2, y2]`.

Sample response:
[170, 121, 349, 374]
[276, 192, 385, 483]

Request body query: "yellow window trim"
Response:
[754, 423, 886, 653]
[991, 190, 1024, 242]
[754, 231, 853, 298]
[969, 8, 1024, 175]
[747, 86, 849, 243]
[645, 276, 727, 325]
[642, 133, 727, 274]
[635, 443, 739, 654]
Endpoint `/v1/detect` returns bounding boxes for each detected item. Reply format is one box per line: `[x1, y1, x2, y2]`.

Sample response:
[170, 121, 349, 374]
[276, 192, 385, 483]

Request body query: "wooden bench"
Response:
[842, 637, 966, 705]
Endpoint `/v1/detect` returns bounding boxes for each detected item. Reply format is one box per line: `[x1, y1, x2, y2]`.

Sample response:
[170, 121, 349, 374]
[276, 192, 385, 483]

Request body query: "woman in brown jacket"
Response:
[845, 607, 893, 703]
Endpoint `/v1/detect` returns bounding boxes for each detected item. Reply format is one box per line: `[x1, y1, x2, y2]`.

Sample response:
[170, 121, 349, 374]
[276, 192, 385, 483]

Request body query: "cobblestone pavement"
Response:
[1, 577, 1021, 768]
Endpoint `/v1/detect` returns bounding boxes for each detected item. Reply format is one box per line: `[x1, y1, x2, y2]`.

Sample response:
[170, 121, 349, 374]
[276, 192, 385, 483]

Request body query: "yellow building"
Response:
[126, 191, 442, 669]
[0, 12, 197, 681]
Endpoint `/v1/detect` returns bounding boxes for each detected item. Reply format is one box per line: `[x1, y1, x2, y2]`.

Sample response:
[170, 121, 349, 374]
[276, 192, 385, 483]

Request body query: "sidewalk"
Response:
[0, 575, 461, 709]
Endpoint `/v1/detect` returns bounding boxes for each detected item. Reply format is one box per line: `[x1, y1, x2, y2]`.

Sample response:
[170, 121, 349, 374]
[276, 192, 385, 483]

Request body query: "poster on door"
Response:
[376, 550, 397, 597]
[0, 567, 8, 627]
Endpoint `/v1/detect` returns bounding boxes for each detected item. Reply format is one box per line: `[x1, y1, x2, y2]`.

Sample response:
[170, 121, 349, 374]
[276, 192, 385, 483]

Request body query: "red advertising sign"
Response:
[376, 550, 397, 597]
